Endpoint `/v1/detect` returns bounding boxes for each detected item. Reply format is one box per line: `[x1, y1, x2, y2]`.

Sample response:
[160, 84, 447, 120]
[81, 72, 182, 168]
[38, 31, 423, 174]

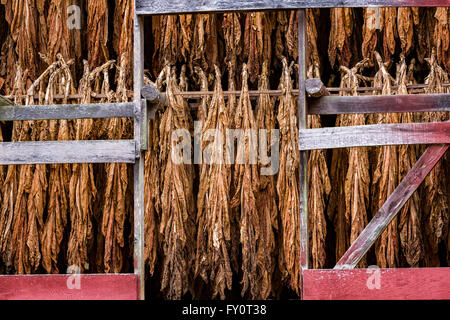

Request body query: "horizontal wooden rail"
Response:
[303, 268, 450, 300]
[308, 94, 450, 115]
[299, 121, 450, 151]
[0, 140, 136, 165]
[0, 274, 138, 300]
[334, 144, 449, 269]
[136, 0, 449, 15]
[0, 102, 135, 121]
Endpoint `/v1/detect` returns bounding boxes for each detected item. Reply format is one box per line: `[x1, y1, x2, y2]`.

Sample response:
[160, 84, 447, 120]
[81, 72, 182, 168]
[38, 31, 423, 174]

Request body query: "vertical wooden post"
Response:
[133, 8, 145, 300]
[298, 8, 309, 297]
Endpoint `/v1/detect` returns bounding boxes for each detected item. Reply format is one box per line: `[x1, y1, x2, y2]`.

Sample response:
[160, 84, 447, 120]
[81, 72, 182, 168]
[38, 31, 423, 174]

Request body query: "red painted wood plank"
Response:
[308, 94, 450, 115]
[0, 274, 138, 300]
[303, 268, 450, 300]
[335, 144, 449, 269]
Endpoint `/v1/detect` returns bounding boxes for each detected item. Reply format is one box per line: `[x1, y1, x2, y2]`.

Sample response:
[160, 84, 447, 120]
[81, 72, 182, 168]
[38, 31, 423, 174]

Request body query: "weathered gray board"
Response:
[0, 140, 136, 165]
[0, 102, 135, 121]
[299, 121, 450, 151]
[136, 0, 449, 15]
[308, 94, 450, 115]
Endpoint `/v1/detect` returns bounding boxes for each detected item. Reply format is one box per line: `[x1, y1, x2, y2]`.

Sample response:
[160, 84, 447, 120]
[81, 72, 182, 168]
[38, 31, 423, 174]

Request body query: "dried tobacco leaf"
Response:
[340, 59, 371, 268]
[396, 56, 424, 267]
[305, 63, 331, 270]
[195, 66, 233, 300]
[434, 7, 450, 72]
[421, 50, 449, 267]
[371, 52, 400, 268]
[276, 58, 301, 294]
[328, 8, 354, 67]
[255, 62, 278, 298]
[159, 66, 195, 299]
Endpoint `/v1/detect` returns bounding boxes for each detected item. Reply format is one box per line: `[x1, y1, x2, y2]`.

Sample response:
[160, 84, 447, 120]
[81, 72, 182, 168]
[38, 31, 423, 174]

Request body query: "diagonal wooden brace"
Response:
[334, 144, 449, 270]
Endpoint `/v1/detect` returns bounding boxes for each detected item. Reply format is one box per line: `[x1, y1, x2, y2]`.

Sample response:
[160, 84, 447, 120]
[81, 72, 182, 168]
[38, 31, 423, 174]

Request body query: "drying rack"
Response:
[138, 0, 450, 300]
[0, 0, 448, 300]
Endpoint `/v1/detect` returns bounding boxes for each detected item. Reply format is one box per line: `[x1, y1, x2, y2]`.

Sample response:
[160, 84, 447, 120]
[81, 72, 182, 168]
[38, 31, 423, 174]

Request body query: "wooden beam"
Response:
[298, 9, 309, 275]
[133, 10, 146, 301]
[0, 95, 13, 106]
[308, 94, 450, 115]
[141, 84, 168, 106]
[142, 84, 167, 119]
[0, 140, 136, 165]
[335, 144, 449, 269]
[305, 78, 330, 98]
[299, 121, 450, 150]
[0, 102, 135, 121]
[0, 274, 138, 300]
[136, 0, 449, 15]
[303, 268, 450, 300]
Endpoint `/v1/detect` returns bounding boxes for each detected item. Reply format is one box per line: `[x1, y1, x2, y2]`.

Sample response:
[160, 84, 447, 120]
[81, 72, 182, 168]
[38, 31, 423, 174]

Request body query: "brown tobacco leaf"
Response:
[397, 8, 418, 57]
[231, 64, 262, 298]
[371, 52, 400, 268]
[276, 58, 301, 295]
[3, 0, 40, 80]
[381, 8, 398, 63]
[306, 64, 331, 270]
[340, 60, 371, 268]
[222, 13, 242, 75]
[159, 66, 195, 299]
[113, 0, 134, 87]
[362, 8, 380, 65]
[67, 60, 102, 272]
[421, 51, 449, 267]
[195, 66, 233, 300]
[45, 0, 82, 64]
[417, 8, 436, 65]
[243, 12, 274, 83]
[434, 7, 450, 72]
[101, 56, 129, 274]
[143, 70, 165, 276]
[255, 62, 278, 298]
[396, 56, 424, 267]
[306, 9, 320, 71]
[0, 35, 19, 94]
[190, 14, 218, 74]
[87, 0, 109, 69]
[328, 8, 354, 68]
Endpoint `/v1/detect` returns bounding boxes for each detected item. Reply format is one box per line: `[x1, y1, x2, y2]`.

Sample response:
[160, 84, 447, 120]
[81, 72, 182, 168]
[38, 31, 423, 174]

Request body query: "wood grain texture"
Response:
[133, 12, 146, 300]
[141, 84, 168, 106]
[308, 94, 450, 115]
[303, 268, 450, 300]
[0, 95, 13, 106]
[0, 102, 135, 121]
[305, 78, 330, 98]
[0, 274, 138, 300]
[299, 121, 450, 150]
[298, 9, 309, 272]
[136, 0, 450, 15]
[335, 144, 449, 269]
[0, 140, 136, 165]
